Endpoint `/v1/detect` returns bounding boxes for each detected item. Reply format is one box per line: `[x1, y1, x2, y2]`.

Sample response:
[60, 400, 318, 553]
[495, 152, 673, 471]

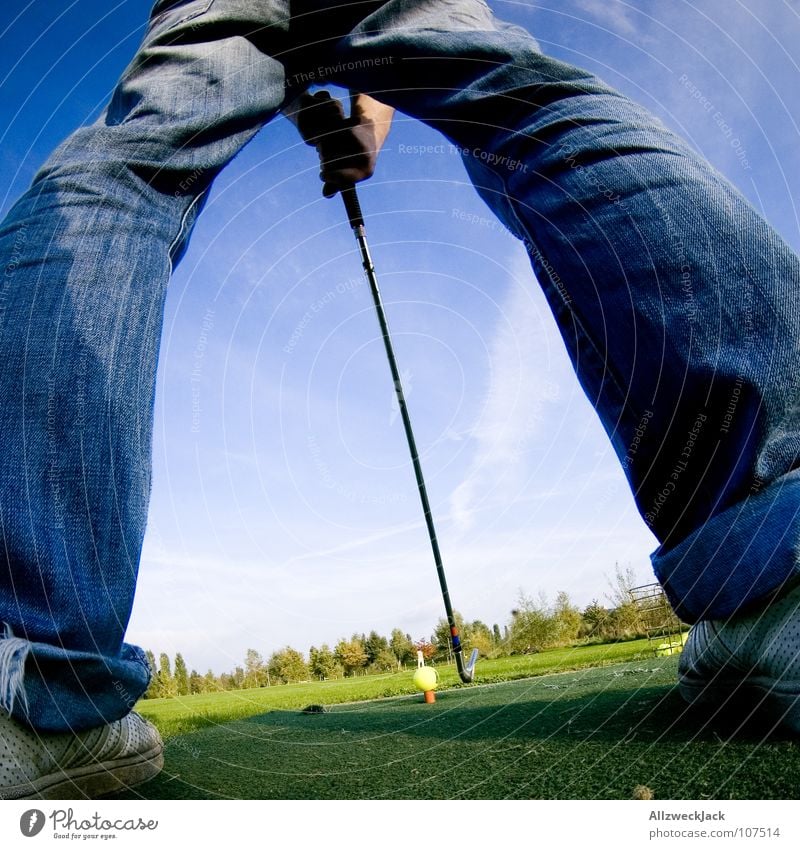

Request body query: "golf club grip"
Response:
[342, 186, 365, 229]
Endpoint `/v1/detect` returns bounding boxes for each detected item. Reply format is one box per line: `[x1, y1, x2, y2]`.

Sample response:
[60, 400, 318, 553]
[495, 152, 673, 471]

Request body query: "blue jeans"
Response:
[2, 0, 799, 732]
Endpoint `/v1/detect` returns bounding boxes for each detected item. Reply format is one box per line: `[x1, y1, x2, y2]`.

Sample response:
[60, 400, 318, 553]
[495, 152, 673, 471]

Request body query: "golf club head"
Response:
[457, 648, 479, 683]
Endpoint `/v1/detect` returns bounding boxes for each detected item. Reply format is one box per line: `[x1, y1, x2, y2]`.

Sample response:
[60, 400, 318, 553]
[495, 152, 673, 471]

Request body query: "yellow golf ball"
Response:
[413, 667, 438, 692]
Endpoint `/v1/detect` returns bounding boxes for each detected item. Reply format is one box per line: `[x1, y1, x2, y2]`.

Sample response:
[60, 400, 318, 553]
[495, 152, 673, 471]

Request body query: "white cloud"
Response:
[574, 0, 640, 37]
[449, 248, 565, 531]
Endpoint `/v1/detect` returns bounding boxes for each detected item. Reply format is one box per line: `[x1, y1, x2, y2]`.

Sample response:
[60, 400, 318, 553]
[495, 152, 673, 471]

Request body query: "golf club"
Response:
[300, 90, 477, 683]
[339, 189, 478, 685]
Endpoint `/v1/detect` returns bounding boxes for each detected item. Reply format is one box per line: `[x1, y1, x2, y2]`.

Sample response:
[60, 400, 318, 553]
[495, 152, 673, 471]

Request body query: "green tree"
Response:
[188, 669, 205, 694]
[507, 592, 559, 653]
[268, 647, 309, 684]
[335, 636, 368, 676]
[157, 652, 176, 697]
[173, 652, 190, 696]
[389, 629, 415, 667]
[370, 647, 399, 673]
[581, 599, 612, 639]
[203, 669, 219, 691]
[364, 630, 389, 665]
[608, 602, 644, 638]
[467, 620, 495, 658]
[492, 624, 502, 645]
[552, 591, 583, 643]
[309, 644, 341, 680]
[433, 614, 495, 660]
[244, 648, 268, 688]
[602, 563, 646, 638]
[143, 650, 160, 698]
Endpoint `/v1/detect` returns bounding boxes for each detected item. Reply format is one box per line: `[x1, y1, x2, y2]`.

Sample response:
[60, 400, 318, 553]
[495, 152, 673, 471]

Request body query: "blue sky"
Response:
[2, 1, 799, 674]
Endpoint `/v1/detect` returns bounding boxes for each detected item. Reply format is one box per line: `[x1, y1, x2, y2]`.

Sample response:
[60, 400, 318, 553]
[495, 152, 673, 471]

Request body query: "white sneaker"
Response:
[678, 581, 800, 733]
[0, 710, 163, 799]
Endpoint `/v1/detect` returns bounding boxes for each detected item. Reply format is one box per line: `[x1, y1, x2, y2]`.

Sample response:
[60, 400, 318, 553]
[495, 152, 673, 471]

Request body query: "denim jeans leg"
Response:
[0, 0, 294, 732]
[327, 0, 800, 623]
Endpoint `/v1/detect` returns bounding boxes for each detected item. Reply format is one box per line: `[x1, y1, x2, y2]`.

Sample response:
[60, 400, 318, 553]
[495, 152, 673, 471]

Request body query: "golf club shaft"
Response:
[341, 186, 474, 683]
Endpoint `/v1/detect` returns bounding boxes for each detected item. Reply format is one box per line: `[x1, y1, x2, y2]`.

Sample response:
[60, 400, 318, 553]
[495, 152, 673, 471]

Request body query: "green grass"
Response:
[136, 640, 652, 739]
[115, 654, 800, 800]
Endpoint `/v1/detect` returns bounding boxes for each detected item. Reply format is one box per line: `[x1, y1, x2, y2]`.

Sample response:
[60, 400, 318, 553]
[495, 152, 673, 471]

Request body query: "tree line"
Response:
[143, 566, 679, 698]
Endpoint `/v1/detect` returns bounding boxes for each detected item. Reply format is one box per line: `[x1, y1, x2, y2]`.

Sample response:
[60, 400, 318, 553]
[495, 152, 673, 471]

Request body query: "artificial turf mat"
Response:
[113, 658, 799, 800]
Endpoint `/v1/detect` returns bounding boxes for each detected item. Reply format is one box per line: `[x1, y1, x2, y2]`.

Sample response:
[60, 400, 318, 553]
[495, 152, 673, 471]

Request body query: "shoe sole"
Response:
[679, 674, 800, 735]
[0, 741, 164, 800]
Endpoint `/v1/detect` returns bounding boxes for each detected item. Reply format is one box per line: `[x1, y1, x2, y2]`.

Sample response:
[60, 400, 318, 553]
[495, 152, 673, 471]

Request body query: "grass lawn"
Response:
[112, 643, 800, 800]
[136, 640, 653, 739]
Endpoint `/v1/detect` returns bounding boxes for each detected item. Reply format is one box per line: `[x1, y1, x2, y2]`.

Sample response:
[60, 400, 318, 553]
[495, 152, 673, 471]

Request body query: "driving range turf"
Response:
[113, 643, 800, 800]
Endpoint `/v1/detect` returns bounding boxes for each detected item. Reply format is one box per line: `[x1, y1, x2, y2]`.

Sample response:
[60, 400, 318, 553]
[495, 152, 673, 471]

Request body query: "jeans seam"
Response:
[168, 190, 207, 266]
[150, 0, 216, 29]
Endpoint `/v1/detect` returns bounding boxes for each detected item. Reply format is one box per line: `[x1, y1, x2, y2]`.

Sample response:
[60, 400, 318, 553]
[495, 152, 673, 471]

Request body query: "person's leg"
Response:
[0, 0, 296, 733]
[322, 0, 800, 625]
